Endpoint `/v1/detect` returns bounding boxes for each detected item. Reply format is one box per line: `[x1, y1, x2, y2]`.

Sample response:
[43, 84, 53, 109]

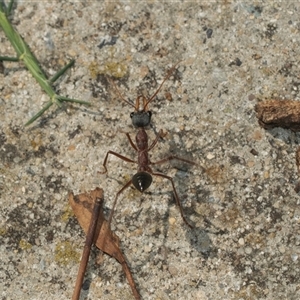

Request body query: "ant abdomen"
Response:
[132, 171, 152, 192]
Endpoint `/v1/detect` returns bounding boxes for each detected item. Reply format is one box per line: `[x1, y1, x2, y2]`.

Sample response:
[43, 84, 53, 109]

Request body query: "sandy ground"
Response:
[1, 1, 300, 299]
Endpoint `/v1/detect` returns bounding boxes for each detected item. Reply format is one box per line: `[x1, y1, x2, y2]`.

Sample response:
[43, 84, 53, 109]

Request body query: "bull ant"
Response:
[100, 63, 196, 228]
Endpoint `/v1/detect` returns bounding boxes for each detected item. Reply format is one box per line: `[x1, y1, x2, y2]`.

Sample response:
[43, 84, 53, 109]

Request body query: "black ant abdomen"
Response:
[132, 171, 153, 192]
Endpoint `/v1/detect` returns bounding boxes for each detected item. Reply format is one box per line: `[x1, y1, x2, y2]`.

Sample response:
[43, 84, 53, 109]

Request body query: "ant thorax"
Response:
[130, 110, 152, 128]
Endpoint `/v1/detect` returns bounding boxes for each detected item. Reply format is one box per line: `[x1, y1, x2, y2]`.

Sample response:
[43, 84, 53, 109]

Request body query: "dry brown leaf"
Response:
[69, 187, 140, 300]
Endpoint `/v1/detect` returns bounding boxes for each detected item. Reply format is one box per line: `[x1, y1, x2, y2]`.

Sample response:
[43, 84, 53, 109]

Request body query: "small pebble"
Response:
[169, 217, 176, 225]
[245, 247, 252, 254]
[168, 265, 178, 276]
[207, 153, 215, 160]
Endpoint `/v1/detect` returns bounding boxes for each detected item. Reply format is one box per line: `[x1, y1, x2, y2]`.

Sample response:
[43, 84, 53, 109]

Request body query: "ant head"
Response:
[130, 110, 152, 128]
[130, 95, 152, 127]
[110, 62, 180, 128]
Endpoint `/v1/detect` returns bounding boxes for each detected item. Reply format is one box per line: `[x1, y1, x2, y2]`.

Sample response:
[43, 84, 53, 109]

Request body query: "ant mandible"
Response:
[100, 63, 196, 228]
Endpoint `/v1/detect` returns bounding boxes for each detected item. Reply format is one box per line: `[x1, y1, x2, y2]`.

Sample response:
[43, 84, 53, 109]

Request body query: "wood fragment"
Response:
[255, 100, 300, 191]
[295, 147, 300, 193]
[255, 99, 300, 131]
[69, 188, 140, 300]
[71, 193, 102, 300]
[296, 147, 300, 173]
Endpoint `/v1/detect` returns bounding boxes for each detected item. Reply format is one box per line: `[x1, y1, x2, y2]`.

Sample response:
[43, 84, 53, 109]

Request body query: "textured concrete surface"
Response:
[1, 1, 300, 299]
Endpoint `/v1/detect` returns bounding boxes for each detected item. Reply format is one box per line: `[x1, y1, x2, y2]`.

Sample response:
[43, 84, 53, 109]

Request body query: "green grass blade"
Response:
[0, 55, 18, 61]
[0, 1, 6, 15]
[7, 0, 14, 15]
[58, 96, 91, 105]
[1, 1, 91, 126]
[25, 101, 53, 126]
[50, 60, 75, 83]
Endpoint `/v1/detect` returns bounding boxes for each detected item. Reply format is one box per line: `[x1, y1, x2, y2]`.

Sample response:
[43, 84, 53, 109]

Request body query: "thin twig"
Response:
[72, 196, 102, 300]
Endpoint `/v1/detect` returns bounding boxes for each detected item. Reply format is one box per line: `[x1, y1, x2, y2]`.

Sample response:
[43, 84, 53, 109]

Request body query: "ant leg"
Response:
[151, 154, 196, 166]
[126, 129, 163, 152]
[151, 171, 193, 229]
[107, 179, 133, 226]
[99, 150, 135, 174]
[148, 130, 163, 151]
[147, 129, 164, 152]
[125, 133, 138, 151]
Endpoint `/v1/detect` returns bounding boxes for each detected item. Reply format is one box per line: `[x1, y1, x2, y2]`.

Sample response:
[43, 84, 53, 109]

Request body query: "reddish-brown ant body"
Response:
[100, 64, 195, 228]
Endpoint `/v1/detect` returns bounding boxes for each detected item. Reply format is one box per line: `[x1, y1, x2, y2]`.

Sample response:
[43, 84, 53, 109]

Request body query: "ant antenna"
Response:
[108, 61, 181, 113]
[108, 77, 136, 109]
[144, 61, 181, 110]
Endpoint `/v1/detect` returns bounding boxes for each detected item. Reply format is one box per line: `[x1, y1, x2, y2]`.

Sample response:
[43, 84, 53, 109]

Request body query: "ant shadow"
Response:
[264, 126, 300, 147]
[117, 171, 219, 258]
[257, 126, 300, 192]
